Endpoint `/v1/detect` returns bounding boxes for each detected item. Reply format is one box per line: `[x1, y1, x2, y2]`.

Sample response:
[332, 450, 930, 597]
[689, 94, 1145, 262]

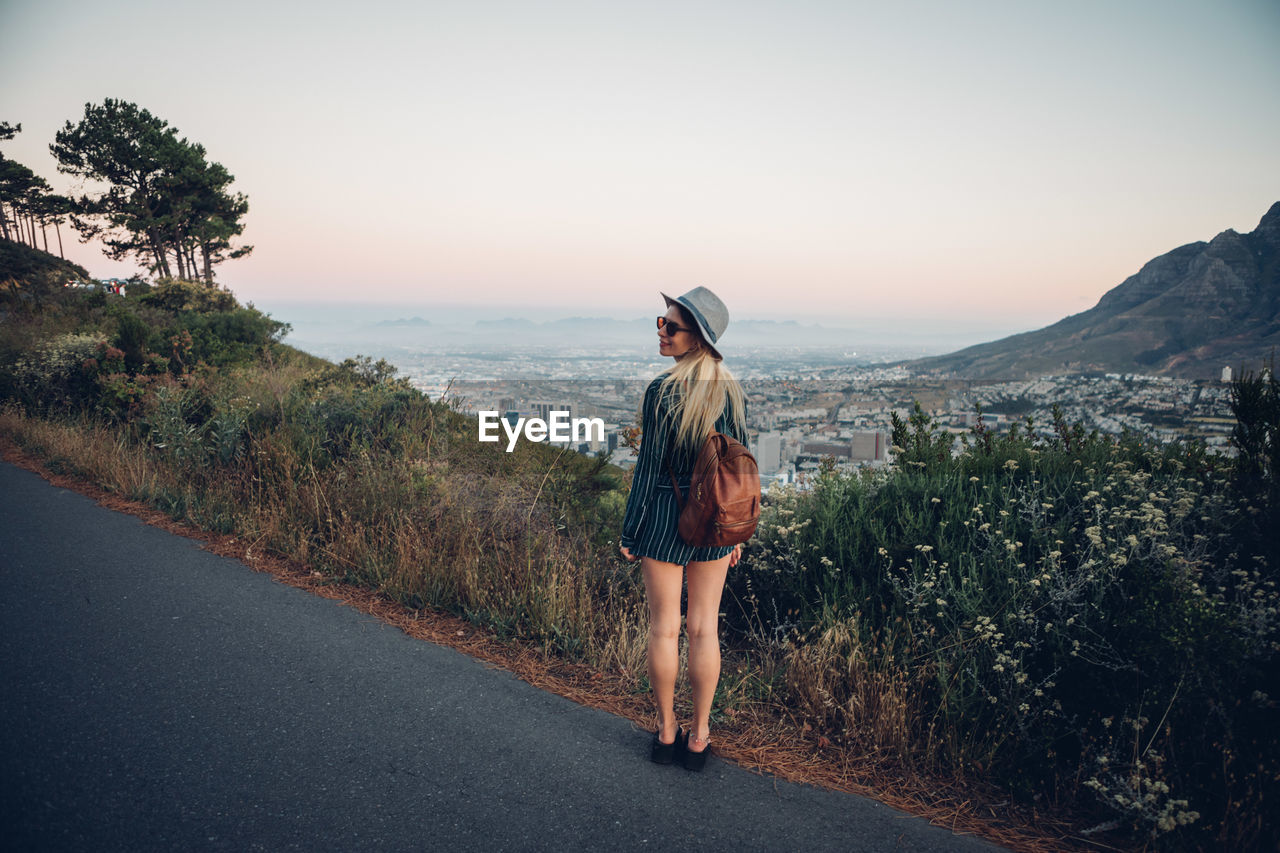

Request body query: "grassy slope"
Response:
[0, 237, 90, 284]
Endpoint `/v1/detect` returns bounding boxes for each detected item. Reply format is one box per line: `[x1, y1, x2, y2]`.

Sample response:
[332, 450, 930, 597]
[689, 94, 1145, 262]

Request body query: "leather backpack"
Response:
[667, 432, 761, 548]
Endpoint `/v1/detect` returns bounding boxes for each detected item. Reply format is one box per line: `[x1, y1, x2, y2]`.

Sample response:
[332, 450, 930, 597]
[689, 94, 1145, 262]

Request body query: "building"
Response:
[531, 401, 574, 423]
[755, 432, 782, 474]
[800, 440, 850, 459]
[849, 430, 888, 462]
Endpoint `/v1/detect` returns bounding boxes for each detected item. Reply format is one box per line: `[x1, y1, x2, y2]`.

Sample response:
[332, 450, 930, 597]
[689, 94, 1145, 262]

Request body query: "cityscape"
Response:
[287, 334, 1241, 492]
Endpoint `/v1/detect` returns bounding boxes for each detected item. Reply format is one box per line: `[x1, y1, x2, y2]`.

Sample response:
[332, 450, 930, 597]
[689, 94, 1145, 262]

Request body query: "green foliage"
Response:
[289, 377, 426, 466]
[94, 365, 153, 421]
[0, 145, 72, 256]
[139, 278, 237, 313]
[1230, 362, 1280, 568]
[176, 307, 289, 368]
[890, 401, 955, 465]
[7, 332, 104, 412]
[145, 382, 211, 468]
[300, 355, 405, 391]
[112, 309, 151, 372]
[731, 406, 1277, 846]
[0, 274, 289, 420]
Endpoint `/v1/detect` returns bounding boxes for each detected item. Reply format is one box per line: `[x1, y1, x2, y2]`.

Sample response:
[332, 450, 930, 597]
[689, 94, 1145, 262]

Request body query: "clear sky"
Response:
[2, 0, 1278, 333]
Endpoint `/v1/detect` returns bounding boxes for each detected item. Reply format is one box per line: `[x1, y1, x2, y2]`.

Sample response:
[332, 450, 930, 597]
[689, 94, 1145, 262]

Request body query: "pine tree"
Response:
[50, 99, 251, 283]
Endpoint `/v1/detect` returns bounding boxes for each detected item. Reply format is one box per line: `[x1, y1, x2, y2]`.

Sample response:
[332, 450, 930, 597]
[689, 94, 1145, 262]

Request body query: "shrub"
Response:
[1230, 363, 1280, 571]
[138, 278, 237, 313]
[8, 332, 106, 412]
[113, 309, 152, 372]
[730, 405, 1277, 846]
[177, 308, 289, 369]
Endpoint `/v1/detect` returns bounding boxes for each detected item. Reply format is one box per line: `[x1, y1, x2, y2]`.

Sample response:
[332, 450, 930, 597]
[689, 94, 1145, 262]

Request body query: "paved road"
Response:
[0, 461, 1001, 852]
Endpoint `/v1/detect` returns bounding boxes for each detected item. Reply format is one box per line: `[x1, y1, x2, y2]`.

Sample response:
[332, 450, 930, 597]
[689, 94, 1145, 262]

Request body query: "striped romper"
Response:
[619, 375, 749, 564]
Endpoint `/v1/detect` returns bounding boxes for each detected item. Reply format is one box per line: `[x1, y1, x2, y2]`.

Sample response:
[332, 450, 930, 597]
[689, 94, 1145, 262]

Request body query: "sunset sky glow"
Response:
[2, 0, 1278, 336]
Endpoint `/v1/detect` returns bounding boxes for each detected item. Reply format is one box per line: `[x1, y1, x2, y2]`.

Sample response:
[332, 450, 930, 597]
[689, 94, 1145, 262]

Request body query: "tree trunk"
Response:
[175, 240, 187, 280]
[0, 204, 10, 241]
[201, 242, 213, 284]
[149, 231, 171, 277]
[40, 216, 49, 253]
[54, 219, 64, 258]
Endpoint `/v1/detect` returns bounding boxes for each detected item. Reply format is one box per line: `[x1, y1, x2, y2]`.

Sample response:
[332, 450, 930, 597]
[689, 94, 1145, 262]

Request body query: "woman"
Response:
[619, 286, 749, 771]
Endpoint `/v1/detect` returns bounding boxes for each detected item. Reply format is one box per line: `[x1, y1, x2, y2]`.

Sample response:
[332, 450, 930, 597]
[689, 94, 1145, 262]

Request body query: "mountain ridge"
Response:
[909, 202, 1280, 379]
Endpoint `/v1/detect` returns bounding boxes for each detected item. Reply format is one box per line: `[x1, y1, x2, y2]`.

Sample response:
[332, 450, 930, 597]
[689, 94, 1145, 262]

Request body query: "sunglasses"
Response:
[656, 316, 694, 336]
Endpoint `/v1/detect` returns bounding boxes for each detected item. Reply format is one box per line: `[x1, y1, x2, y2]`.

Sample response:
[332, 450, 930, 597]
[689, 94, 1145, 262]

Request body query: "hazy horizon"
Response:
[258, 298, 1054, 357]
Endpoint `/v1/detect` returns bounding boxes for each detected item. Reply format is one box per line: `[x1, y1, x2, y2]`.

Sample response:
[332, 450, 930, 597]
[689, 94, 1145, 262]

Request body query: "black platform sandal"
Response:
[651, 727, 683, 765]
[681, 731, 710, 771]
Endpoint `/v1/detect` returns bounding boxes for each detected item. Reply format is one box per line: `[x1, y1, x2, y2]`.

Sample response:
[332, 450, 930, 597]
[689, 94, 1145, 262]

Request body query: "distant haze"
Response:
[2, 0, 1278, 329]
[260, 301, 1027, 358]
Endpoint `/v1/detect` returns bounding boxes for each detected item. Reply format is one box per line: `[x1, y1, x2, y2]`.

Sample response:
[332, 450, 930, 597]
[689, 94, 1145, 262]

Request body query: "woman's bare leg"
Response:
[684, 554, 732, 750]
[642, 557, 685, 743]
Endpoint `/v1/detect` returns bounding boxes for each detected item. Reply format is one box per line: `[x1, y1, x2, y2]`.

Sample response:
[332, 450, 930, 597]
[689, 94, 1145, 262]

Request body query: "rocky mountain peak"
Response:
[1254, 201, 1280, 248]
[909, 201, 1280, 379]
[1259, 201, 1280, 228]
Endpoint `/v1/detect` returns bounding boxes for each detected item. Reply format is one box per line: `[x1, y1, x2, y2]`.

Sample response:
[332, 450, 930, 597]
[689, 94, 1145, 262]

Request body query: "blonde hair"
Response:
[658, 347, 746, 452]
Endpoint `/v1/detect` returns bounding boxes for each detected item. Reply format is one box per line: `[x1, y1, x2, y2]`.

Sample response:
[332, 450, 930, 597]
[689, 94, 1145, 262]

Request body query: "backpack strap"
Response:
[664, 446, 686, 513]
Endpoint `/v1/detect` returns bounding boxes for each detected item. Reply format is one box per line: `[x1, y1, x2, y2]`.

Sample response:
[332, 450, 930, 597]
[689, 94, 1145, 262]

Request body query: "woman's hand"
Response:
[729, 543, 744, 567]
[619, 544, 638, 562]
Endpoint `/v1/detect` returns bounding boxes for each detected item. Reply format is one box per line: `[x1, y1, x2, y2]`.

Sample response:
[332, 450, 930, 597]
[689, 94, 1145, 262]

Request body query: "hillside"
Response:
[2, 267, 1276, 849]
[0, 238, 89, 286]
[910, 201, 1280, 379]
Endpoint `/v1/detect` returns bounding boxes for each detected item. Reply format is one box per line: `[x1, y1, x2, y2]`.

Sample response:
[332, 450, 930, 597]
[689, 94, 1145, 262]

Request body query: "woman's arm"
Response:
[620, 378, 668, 549]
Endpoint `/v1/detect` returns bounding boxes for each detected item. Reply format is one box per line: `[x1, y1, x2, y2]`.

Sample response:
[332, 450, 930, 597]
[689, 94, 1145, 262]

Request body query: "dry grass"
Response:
[782, 616, 920, 763]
